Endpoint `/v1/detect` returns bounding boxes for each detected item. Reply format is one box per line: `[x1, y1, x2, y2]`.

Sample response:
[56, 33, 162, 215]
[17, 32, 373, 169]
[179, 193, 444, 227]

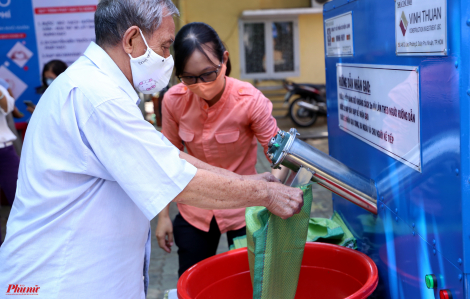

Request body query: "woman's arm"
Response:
[0, 88, 14, 114]
[0, 89, 7, 112]
[249, 91, 289, 180]
[250, 91, 280, 158]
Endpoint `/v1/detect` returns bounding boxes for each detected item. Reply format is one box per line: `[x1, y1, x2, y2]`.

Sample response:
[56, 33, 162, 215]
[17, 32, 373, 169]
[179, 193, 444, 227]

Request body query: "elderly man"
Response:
[0, 0, 303, 298]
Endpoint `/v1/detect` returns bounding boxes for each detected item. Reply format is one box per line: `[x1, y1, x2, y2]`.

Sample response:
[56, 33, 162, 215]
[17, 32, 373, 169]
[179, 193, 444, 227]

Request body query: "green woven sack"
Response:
[246, 184, 313, 299]
[231, 211, 356, 251]
[307, 211, 357, 249]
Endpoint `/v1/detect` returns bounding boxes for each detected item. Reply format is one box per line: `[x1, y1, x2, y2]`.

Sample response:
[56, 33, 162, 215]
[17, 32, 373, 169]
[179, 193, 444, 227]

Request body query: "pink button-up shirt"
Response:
[162, 77, 279, 233]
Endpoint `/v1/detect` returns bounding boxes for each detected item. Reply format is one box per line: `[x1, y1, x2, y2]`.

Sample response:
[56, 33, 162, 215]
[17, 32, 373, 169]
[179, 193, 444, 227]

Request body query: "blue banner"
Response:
[0, 0, 40, 122]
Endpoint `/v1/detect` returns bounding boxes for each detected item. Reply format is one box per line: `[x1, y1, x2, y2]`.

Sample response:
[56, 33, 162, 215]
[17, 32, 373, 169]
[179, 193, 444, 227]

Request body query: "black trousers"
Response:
[173, 213, 246, 277]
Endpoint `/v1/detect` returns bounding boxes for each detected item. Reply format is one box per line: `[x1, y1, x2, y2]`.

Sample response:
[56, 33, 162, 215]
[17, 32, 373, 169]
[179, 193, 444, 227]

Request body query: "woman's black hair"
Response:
[36, 60, 68, 94]
[174, 22, 231, 78]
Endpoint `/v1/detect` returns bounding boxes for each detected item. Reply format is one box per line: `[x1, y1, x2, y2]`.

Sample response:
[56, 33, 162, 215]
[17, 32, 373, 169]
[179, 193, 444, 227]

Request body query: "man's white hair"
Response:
[95, 0, 179, 47]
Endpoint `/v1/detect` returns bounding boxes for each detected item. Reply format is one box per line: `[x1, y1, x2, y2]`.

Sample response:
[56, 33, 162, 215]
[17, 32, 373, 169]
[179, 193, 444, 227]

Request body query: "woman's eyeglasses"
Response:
[178, 65, 221, 85]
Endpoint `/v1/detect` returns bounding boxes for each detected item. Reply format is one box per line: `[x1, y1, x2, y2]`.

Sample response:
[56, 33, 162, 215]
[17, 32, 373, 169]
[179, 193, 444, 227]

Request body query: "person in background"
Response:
[156, 22, 282, 276]
[31, 60, 68, 113]
[0, 84, 20, 245]
[0, 78, 22, 156]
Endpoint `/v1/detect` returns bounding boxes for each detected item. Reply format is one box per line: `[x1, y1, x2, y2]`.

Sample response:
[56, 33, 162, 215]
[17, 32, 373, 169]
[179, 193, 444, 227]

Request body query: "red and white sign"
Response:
[32, 0, 98, 72]
[0, 33, 26, 39]
[7, 41, 33, 68]
[324, 12, 354, 57]
[35, 5, 96, 15]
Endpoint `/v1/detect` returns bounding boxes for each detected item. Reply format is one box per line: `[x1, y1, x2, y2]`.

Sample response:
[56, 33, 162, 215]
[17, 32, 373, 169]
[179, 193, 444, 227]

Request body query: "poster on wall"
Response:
[395, 0, 447, 56]
[32, 0, 97, 74]
[0, 0, 40, 121]
[324, 12, 354, 57]
[336, 63, 421, 172]
[0, 0, 97, 121]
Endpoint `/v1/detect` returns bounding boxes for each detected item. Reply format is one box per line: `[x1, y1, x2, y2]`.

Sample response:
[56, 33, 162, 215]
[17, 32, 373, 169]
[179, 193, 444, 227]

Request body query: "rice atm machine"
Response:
[320, 0, 470, 297]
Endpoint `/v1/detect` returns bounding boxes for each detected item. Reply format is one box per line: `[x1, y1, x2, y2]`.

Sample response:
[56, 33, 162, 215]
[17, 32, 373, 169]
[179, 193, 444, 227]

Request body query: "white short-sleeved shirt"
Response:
[0, 42, 197, 298]
[0, 85, 17, 143]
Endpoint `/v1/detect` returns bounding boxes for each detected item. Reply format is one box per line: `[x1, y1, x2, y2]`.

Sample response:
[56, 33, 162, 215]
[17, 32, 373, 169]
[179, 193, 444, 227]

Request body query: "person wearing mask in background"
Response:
[0, 1, 303, 297]
[0, 84, 20, 245]
[156, 22, 283, 277]
[30, 60, 68, 113]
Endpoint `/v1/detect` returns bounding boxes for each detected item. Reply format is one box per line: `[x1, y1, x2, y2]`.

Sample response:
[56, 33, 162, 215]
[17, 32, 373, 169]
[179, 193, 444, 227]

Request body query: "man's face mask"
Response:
[128, 29, 174, 94]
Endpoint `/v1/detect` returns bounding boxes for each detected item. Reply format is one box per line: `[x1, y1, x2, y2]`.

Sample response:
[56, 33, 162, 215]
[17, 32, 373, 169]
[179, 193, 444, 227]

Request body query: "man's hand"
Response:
[244, 172, 281, 183]
[156, 215, 174, 253]
[265, 183, 304, 219]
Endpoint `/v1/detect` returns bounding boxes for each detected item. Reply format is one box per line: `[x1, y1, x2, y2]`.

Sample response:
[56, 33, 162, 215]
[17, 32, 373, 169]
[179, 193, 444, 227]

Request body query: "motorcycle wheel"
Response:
[289, 97, 318, 127]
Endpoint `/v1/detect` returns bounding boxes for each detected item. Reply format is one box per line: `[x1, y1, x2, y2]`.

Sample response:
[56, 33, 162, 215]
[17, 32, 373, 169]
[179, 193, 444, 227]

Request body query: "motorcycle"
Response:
[283, 80, 327, 127]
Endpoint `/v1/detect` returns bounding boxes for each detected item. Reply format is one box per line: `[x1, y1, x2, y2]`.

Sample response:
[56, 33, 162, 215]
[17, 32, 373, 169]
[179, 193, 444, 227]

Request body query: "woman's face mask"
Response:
[45, 78, 55, 86]
[184, 63, 227, 100]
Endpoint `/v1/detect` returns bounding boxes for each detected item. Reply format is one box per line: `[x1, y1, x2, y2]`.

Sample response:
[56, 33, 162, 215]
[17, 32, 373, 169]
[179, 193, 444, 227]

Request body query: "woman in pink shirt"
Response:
[156, 22, 280, 276]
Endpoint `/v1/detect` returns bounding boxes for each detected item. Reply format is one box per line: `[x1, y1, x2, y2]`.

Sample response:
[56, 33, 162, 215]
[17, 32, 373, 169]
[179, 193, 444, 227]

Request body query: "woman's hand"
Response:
[0, 89, 7, 112]
[156, 214, 174, 253]
[26, 105, 36, 114]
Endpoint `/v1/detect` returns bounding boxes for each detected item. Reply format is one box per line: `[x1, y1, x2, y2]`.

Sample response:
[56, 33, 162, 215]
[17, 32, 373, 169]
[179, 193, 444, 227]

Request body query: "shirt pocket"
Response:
[178, 128, 194, 143]
[214, 130, 240, 159]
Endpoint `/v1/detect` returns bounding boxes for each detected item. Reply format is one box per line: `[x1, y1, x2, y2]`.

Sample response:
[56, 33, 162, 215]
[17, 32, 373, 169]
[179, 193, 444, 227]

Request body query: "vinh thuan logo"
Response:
[6, 284, 40, 295]
[399, 11, 408, 36]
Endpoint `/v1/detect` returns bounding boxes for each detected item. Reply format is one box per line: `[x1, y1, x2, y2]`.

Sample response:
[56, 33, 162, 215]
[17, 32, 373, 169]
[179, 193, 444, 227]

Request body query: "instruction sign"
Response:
[32, 0, 97, 74]
[325, 12, 354, 57]
[337, 64, 421, 172]
[396, 0, 447, 56]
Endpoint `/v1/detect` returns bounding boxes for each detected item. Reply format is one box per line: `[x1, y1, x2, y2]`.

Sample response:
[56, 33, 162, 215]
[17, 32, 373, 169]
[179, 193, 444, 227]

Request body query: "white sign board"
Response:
[32, 0, 98, 73]
[325, 12, 354, 57]
[395, 0, 447, 56]
[337, 64, 421, 172]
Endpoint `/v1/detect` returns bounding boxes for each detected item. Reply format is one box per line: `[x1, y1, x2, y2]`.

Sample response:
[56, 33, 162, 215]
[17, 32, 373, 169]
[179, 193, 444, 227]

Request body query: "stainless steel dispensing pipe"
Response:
[267, 128, 378, 214]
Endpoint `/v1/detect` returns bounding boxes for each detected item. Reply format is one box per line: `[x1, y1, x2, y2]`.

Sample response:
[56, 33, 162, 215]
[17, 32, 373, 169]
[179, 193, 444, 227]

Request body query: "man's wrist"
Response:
[260, 181, 272, 208]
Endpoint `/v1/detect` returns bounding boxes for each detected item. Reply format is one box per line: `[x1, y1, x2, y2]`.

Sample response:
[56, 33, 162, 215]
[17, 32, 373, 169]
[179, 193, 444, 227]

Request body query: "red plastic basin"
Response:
[177, 242, 378, 299]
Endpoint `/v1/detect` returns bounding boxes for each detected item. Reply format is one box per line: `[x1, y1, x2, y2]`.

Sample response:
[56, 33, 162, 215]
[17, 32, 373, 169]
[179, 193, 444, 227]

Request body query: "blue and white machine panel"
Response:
[323, 0, 469, 297]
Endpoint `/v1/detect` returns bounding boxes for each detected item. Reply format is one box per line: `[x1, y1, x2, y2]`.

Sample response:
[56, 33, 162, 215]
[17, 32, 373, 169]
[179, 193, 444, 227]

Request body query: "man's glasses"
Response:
[178, 65, 221, 85]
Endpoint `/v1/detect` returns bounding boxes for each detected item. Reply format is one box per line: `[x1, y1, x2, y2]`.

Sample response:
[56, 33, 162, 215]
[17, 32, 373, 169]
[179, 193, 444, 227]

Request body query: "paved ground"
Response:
[0, 115, 333, 299]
